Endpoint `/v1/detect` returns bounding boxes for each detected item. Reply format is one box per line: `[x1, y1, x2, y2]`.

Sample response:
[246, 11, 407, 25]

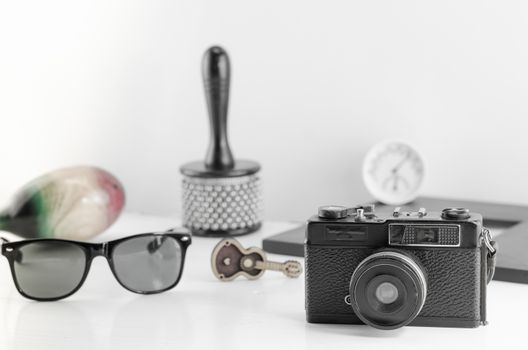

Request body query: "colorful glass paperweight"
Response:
[0, 166, 125, 240]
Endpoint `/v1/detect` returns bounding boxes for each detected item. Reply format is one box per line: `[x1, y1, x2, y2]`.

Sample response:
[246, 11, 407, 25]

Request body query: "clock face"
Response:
[362, 140, 424, 205]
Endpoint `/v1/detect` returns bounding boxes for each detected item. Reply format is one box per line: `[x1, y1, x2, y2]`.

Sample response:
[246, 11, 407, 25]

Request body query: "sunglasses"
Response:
[0, 228, 191, 301]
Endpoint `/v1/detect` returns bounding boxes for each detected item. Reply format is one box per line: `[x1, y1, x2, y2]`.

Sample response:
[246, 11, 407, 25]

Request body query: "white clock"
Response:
[362, 140, 424, 205]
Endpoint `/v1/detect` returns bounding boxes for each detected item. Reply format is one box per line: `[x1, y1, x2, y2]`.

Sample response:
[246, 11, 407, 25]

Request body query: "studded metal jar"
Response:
[182, 175, 261, 236]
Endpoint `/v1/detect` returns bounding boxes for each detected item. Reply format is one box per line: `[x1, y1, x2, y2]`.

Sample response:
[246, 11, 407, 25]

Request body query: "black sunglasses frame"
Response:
[0, 228, 192, 301]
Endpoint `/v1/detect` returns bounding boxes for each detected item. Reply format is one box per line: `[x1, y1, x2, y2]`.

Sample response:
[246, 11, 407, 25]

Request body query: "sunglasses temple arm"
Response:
[146, 228, 191, 253]
[0, 237, 24, 263]
[146, 237, 161, 254]
[165, 227, 190, 234]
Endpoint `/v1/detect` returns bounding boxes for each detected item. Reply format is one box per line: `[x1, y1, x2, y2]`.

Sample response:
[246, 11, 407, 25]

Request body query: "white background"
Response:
[1, 0, 527, 221]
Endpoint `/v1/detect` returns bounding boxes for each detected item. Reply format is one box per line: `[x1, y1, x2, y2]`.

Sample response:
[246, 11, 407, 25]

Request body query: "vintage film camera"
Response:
[305, 205, 497, 330]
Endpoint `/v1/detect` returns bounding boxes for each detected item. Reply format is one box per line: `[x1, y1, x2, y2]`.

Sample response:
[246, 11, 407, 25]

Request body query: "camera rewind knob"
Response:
[318, 206, 350, 219]
[318, 205, 377, 220]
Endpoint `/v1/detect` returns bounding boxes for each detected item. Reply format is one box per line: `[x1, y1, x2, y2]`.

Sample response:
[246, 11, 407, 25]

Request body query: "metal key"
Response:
[211, 238, 302, 281]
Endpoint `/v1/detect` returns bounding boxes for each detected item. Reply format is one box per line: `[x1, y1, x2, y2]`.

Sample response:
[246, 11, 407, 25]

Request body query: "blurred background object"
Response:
[0, 166, 125, 240]
[180, 46, 262, 236]
[362, 140, 425, 205]
[0, 0, 527, 221]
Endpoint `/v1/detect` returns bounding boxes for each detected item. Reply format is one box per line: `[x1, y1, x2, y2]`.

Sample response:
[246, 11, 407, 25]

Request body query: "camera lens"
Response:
[375, 282, 399, 304]
[349, 250, 427, 330]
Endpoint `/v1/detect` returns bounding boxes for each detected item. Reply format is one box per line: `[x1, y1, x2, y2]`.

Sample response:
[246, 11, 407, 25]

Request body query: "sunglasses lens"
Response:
[112, 235, 183, 293]
[13, 241, 87, 299]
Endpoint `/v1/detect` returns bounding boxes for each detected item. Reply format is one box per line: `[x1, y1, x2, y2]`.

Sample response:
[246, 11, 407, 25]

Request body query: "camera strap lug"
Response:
[482, 227, 497, 284]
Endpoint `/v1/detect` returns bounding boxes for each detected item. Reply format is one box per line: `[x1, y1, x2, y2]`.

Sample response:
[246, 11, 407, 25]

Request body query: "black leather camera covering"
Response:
[305, 245, 483, 328]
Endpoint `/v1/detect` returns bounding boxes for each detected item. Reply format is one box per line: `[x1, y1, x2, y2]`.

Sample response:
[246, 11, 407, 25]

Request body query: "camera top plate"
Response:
[307, 204, 483, 248]
[315, 204, 481, 224]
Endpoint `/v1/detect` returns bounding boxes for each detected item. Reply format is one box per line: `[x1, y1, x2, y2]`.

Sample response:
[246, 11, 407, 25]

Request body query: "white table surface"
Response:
[0, 213, 526, 350]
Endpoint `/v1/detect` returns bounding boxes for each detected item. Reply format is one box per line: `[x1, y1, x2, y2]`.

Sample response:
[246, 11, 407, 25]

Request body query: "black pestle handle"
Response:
[202, 46, 234, 171]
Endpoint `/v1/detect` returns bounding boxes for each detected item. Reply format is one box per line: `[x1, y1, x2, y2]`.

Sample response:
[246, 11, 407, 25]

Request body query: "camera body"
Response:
[305, 205, 490, 329]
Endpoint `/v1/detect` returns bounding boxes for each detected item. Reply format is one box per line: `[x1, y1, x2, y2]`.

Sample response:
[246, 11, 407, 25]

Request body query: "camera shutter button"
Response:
[442, 208, 470, 220]
[318, 206, 349, 219]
